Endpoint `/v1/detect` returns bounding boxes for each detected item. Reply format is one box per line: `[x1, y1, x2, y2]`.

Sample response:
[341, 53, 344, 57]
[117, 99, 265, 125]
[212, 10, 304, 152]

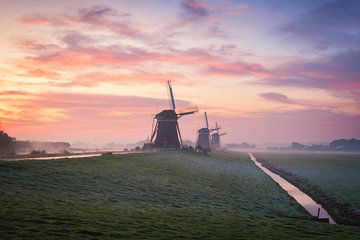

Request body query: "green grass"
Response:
[0, 151, 359, 239]
[254, 152, 360, 209]
[254, 152, 360, 225]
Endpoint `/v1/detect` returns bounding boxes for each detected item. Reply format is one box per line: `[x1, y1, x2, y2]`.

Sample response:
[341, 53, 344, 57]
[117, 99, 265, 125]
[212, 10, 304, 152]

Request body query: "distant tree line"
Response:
[0, 130, 71, 156]
[329, 139, 360, 151]
[290, 138, 360, 151]
[226, 142, 256, 149]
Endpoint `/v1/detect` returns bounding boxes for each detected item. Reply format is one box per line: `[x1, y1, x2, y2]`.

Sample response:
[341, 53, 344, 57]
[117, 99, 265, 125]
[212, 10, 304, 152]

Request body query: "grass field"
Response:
[1, 151, 360, 239]
[254, 152, 360, 225]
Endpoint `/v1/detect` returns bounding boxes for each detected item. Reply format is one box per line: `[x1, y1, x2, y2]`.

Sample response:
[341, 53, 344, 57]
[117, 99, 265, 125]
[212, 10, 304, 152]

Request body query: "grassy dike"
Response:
[254, 152, 360, 226]
[1, 151, 360, 239]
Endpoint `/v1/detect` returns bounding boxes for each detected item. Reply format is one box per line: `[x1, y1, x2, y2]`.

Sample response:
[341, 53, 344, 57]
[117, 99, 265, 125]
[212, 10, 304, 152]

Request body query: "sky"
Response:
[0, 0, 359, 145]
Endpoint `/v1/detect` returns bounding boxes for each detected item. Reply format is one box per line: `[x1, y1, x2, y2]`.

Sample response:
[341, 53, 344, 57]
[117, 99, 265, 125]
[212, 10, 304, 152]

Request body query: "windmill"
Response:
[210, 122, 227, 149]
[196, 112, 211, 151]
[150, 81, 198, 149]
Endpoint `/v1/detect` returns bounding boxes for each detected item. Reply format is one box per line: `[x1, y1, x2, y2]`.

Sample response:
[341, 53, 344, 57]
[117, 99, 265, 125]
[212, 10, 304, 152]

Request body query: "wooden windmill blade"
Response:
[150, 118, 159, 144]
[168, 80, 176, 111]
[177, 106, 199, 117]
[216, 122, 221, 134]
[204, 112, 209, 129]
[178, 109, 198, 117]
[176, 121, 183, 147]
[210, 122, 221, 132]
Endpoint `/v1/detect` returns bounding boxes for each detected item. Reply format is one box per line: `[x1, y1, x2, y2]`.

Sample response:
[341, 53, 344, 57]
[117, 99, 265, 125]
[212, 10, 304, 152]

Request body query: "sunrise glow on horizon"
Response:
[0, 0, 359, 144]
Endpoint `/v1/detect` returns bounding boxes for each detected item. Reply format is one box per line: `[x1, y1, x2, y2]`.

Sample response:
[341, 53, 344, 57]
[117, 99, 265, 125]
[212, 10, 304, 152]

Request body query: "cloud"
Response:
[259, 92, 357, 113]
[177, 0, 229, 38]
[17, 5, 142, 39]
[205, 61, 267, 78]
[78, 5, 117, 22]
[258, 50, 360, 91]
[260, 92, 295, 104]
[215, 3, 248, 16]
[182, 0, 209, 20]
[16, 35, 265, 82]
[71, 71, 193, 87]
[18, 68, 61, 79]
[0, 92, 193, 125]
[77, 5, 142, 38]
[61, 31, 94, 47]
[0, 91, 30, 96]
[181, 0, 248, 21]
[2, 91, 360, 143]
[17, 14, 72, 26]
[20, 45, 154, 68]
[1, 92, 197, 141]
[279, 0, 360, 49]
[16, 39, 62, 53]
[210, 109, 360, 143]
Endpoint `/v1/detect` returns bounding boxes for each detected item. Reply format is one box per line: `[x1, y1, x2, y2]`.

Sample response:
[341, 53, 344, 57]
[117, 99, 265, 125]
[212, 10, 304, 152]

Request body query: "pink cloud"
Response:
[205, 61, 268, 77]
[19, 44, 157, 68]
[16, 37, 265, 82]
[17, 5, 143, 39]
[17, 14, 76, 27]
[18, 14, 62, 25]
[260, 92, 295, 104]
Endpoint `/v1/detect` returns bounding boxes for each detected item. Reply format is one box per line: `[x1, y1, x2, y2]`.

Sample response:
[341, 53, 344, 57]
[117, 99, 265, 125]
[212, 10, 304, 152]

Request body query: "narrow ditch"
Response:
[248, 153, 336, 224]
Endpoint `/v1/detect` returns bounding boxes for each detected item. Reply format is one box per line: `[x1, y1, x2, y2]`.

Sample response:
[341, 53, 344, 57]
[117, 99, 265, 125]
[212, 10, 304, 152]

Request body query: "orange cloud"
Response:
[0, 91, 195, 142]
[18, 68, 61, 79]
[72, 71, 194, 86]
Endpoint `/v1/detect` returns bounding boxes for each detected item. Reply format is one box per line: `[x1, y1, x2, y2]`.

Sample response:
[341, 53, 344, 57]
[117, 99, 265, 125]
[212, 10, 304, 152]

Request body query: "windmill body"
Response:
[211, 132, 220, 148]
[150, 81, 197, 149]
[196, 128, 211, 150]
[153, 110, 180, 148]
[210, 122, 226, 149]
[196, 112, 211, 150]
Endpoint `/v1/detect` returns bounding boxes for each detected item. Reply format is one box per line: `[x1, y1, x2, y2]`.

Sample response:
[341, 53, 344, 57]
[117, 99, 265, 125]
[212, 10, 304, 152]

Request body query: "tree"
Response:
[329, 138, 360, 151]
[0, 131, 15, 155]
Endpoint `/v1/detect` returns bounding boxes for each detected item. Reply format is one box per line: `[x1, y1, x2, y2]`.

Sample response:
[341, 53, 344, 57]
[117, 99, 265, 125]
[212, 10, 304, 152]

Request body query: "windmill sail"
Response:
[205, 112, 209, 129]
[168, 80, 176, 110]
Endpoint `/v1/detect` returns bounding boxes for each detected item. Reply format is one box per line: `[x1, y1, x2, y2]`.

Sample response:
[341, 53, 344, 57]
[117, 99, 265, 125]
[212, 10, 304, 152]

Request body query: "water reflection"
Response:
[0, 151, 137, 161]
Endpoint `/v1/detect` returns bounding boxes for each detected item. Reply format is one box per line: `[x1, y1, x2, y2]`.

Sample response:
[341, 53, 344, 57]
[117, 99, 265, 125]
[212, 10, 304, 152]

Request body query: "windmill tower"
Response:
[150, 81, 198, 149]
[210, 122, 227, 149]
[196, 112, 211, 150]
